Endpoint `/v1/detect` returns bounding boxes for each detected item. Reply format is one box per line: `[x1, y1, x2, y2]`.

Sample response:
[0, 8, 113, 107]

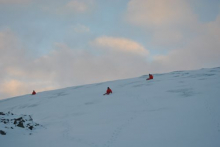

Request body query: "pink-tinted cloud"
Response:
[125, 0, 199, 47]
[0, 29, 58, 99]
[126, 0, 197, 27]
[151, 15, 220, 72]
[91, 36, 149, 56]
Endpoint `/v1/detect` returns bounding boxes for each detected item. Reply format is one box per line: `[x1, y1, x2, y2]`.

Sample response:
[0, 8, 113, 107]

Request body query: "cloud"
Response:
[0, 79, 55, 97]
[0, 80, 27, 96]
[0, 28, 58, 99]
[151, 29, 183, 46]
[0, 28, 26, 71]
[91, 36, 149, 56]
[125, 0, 199, 47]
[35, 42, 150, 86]
[0, 0, 31, 4]
[151, 14, 220, 72]
[124, 0, 220, 72]
[126, 0, 197, 27]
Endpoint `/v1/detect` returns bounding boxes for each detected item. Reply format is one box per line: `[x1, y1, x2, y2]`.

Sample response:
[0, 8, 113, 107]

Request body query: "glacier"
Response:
[0, 67, 220, 147]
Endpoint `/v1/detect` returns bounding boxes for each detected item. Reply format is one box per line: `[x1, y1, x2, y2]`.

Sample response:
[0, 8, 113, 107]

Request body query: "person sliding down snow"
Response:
[32, 90, 36, 95]
[146, 74, 153, 80]
[104, 87, 112, 95]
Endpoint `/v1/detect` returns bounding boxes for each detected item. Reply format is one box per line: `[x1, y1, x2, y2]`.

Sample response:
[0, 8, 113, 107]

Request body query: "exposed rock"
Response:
[0, 130, 6, 135]
[0, 112, 5, 115]
[29, 126, 33, 130]
[0, 112, 43, 135]
[17, 121, 25, 128]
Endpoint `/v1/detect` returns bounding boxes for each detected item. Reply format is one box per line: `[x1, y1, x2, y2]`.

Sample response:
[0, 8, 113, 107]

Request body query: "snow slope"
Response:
[0, 67, 220, 147]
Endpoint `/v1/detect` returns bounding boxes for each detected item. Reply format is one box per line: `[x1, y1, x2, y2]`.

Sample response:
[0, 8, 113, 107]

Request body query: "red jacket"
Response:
[32, 91, 36, 95]
[106, 88, 112, 95]
[147, 74, 153, 80]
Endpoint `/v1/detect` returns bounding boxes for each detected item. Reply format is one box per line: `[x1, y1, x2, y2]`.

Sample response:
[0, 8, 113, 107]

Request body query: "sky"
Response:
[0, 0, 220, 100]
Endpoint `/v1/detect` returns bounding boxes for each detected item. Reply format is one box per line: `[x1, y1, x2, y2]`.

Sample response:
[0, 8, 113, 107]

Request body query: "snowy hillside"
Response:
[0, 67, 220, 147]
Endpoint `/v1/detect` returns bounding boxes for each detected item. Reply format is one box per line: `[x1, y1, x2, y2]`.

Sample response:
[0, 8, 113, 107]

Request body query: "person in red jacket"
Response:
[104, 87, 112, 95]
[146, 74, 153, 80]
[32, 90, 36, 95]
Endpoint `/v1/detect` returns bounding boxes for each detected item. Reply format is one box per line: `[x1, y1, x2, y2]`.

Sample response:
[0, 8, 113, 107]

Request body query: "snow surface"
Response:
[0, 67, 220, 147]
